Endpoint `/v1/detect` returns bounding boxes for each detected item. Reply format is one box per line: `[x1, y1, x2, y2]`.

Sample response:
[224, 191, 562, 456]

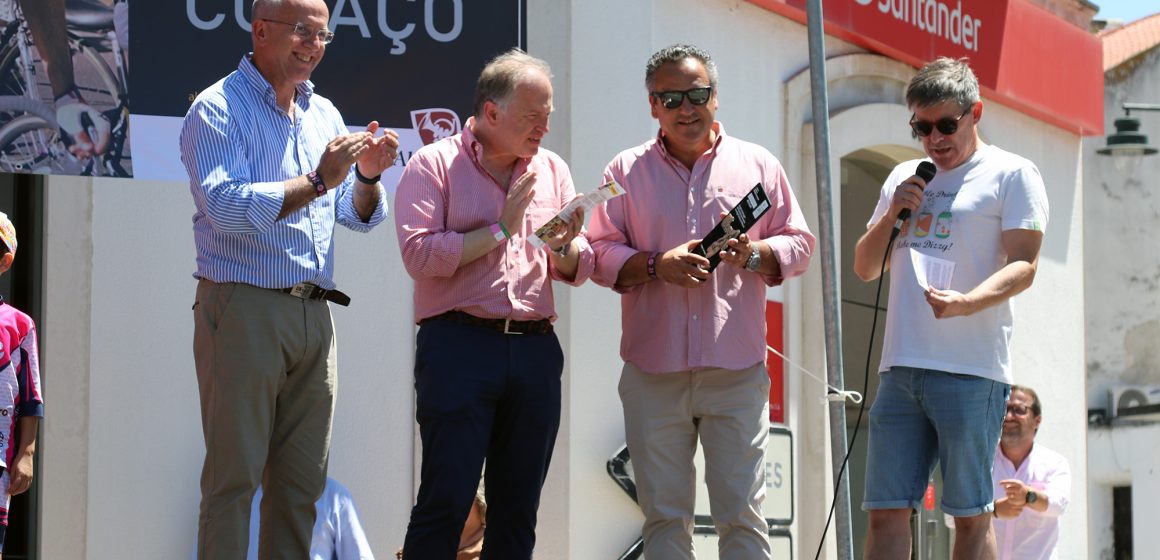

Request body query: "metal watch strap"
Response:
[745, 246, 762, 271]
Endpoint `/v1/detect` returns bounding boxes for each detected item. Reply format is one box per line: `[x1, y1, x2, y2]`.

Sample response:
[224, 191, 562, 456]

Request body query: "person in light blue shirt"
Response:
[179, 0, 399, 558]
[191, 477, 376, 560]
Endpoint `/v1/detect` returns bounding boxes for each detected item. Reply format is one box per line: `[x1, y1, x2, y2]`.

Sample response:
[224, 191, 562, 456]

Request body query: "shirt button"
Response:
[692, 314, 699, 320]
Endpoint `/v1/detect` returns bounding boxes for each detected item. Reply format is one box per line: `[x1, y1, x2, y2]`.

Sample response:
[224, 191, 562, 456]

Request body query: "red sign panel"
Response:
[786, 0, 1008, 81]
[766, 300, 785, 424]
[747, 0, 1102, 136]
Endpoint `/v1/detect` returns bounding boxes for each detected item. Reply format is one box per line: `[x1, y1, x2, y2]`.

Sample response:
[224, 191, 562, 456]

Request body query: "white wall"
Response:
[1084, 47, 1160, 405]
[42, 178, 416, 558]
[1083, 46, 1160, 560]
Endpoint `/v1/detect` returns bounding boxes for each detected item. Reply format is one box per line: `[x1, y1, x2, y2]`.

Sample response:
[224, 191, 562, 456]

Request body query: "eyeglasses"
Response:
[260, 18, 335, 45]
[909, 106, 973, 137]
[1005, 404, 1031, 416]
[650, 87, 713, 109]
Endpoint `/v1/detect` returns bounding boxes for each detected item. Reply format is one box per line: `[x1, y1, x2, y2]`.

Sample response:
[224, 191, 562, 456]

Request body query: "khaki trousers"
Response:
[193, 280, 337, 560]
[620, 362, 771, 560]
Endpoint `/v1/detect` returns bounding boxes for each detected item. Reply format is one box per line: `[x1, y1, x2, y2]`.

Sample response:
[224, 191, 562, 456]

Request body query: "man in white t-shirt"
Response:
[852, 57, 1049, 560]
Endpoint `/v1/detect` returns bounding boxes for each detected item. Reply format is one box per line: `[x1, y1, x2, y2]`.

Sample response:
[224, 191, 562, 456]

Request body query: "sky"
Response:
[1094, 0, 1160, 23]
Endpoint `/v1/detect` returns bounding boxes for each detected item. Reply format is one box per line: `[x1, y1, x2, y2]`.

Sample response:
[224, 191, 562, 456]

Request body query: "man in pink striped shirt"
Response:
[394, 49, 591, 560]
[588, 44, 814, 560]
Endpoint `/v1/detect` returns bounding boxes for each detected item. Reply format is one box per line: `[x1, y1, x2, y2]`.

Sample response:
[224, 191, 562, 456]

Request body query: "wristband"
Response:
[354, 165, 381, 184]
[489, 223, 507, 243]
[306, 170, 327, 197]
[646, 252, 658, 279]
[497, 222, 512, 240]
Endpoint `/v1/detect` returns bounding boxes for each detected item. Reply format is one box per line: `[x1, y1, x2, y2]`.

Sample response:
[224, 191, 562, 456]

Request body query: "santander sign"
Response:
[852, 0, 983, 52]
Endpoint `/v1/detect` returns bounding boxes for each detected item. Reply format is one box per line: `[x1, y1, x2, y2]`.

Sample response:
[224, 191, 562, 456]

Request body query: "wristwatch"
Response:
[744, 245, 762, 272]
[1025, 489, 1038, 504]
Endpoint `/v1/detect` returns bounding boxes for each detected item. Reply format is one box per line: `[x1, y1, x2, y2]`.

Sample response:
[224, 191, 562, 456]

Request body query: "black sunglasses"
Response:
[909, 106, 973, 137]
[651, 87, 713, 109]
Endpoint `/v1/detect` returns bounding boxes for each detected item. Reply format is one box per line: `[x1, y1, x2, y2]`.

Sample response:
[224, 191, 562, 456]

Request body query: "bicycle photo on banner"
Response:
[0, 0, 130, 177]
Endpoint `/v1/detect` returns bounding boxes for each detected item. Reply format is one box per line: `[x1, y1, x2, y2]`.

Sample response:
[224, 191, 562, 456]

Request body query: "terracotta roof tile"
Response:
[1101, 12, 1160, 70]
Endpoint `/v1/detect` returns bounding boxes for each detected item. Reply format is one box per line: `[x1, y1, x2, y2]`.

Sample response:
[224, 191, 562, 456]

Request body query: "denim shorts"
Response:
[862, 366, 1010, 517]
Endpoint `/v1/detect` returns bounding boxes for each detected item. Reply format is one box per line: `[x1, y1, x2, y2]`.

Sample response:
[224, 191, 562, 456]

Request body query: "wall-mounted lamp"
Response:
[1097, 103, 1159, 156]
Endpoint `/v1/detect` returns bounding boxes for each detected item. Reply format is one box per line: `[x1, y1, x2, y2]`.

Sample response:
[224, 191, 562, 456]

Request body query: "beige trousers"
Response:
[193, 280, 337, 560]
[620, 362, 772, 560]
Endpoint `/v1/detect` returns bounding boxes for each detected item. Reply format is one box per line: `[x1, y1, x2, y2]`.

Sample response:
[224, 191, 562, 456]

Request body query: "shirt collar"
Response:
[462, 116, 534, 169]
[238, 54, 315, 111]
[654, 120, 726, 163]
[463, 116, 484, 163]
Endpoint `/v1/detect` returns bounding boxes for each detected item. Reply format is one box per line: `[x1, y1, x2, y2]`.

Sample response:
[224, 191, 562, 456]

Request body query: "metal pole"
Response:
[804, 0, 854, 558]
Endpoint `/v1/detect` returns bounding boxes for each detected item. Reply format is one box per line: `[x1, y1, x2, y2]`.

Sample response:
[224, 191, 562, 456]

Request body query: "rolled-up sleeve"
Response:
[588, 178, 640, 292]
[394, 158, 464, 279]
[551, 233, 595, 286]
[547, 172, 594, 286]
[1041, 459, 1071, 518]
[757, 163, 815, 285]
[180, 95, 284, 235]
[336, 180, 387, 231]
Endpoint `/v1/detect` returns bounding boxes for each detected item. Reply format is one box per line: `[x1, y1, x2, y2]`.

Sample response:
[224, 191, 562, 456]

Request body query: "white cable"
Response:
[767, 345, 863, 404]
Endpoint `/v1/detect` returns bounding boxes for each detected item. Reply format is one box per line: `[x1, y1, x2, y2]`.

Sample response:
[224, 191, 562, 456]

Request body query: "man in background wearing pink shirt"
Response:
[394, 49, 591, 559]
[991, 385, 1070, 560]
[588, 44, 815, 560]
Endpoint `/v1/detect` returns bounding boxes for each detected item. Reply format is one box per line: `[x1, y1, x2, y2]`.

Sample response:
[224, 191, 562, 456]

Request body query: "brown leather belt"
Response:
[279, 282, 351, 306]
[422, 310, 552, 335]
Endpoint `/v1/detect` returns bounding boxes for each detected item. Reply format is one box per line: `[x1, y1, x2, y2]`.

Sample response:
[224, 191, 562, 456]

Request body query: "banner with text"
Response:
[131, 0, 526, 183]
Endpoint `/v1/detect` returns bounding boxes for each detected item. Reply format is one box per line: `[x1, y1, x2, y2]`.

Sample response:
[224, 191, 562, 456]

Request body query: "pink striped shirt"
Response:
[588, 124, 814, 374]
[395, 118, 594, 323]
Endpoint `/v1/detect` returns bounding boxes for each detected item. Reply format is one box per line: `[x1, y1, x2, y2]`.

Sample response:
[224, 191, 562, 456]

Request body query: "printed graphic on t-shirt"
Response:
[897, 191, 956, 254]
[915, 212, 932, 237]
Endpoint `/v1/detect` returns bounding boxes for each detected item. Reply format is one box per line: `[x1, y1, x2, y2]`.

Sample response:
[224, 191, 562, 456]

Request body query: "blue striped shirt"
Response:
[180, 55, 386, 290]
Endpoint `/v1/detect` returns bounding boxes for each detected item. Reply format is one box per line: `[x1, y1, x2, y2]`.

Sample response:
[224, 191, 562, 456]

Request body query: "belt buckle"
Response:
[289, 283, 313, 299]
[503, 318, 523, 335]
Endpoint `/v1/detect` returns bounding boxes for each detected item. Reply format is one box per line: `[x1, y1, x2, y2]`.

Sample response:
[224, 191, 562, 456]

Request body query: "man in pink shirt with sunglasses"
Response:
[588, 44, 814, 560]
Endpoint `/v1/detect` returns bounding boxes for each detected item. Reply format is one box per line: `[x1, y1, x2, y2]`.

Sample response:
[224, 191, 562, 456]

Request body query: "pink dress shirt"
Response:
[588, 124, 814, 374]
[394, 118, 594, 323]
[992, 444, 1071, 560]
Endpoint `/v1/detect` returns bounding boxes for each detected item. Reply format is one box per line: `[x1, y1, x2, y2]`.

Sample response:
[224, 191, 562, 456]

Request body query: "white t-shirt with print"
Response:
[867, 144, 1048, 384]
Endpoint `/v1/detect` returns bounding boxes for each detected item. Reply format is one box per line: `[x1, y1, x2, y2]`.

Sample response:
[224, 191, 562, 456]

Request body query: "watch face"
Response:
[746, 249, 761, 271]
[1026, 490, 1037, 504]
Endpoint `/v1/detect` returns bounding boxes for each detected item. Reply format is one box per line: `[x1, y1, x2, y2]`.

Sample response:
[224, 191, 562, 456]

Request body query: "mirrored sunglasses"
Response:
[909, 106, 972, 137]
[651, 87, 713, 109]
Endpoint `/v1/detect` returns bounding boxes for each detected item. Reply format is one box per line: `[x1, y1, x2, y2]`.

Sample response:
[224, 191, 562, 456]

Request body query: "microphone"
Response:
[894, 161, 937, 231]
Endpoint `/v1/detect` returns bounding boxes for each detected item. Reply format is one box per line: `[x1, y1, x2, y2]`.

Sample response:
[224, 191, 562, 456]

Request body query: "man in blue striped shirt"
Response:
[180, 0, 398, 558]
